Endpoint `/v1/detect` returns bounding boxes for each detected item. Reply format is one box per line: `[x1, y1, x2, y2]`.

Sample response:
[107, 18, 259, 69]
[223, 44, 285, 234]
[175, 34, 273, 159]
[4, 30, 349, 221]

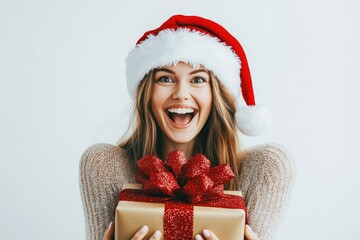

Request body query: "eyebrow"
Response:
[155, 68, 208, 75]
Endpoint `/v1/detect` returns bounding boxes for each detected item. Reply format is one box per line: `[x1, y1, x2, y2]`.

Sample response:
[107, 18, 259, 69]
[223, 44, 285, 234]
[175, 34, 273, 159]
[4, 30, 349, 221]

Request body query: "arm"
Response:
[79, 143, 136, 240]
[238, 144, 295, 240]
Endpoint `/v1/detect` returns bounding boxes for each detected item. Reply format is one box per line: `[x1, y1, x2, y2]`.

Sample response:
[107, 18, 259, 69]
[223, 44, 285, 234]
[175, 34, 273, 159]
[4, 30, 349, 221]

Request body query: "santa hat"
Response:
[125, 14, 272, 136]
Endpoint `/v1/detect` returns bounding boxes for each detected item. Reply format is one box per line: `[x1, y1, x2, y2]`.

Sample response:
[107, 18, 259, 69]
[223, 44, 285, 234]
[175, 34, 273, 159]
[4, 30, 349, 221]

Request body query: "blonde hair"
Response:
[118, 70, 244, 190]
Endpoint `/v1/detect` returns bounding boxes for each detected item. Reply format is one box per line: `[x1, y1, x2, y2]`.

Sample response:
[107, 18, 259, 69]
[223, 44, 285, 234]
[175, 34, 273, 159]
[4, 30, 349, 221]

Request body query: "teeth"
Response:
[167, 108, 195, 114]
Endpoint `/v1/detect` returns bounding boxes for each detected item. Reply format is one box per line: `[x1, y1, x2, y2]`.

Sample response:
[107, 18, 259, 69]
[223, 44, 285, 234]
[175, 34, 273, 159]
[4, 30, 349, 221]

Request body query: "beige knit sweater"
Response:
[79, 143, 294, 240]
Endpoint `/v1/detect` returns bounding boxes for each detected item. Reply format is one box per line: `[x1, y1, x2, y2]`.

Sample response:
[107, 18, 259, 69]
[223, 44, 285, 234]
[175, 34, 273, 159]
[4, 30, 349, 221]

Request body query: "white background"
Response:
[1, 0, 359, 239]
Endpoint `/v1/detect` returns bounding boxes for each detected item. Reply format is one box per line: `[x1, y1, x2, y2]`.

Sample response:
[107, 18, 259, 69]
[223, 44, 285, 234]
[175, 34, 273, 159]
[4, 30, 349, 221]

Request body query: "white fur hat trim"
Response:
[126, 28, 241, 100]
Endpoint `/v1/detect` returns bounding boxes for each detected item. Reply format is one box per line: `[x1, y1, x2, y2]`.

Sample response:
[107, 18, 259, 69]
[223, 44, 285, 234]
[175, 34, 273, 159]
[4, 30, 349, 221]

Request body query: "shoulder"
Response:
[241, 143, 295, 186]
[79, 143, 136, 179]
[80, 143, 128, 163]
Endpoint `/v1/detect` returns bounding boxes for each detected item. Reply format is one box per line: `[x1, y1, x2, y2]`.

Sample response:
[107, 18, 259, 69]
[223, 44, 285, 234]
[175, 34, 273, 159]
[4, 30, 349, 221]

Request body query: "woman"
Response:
[80, 15, 294, 240]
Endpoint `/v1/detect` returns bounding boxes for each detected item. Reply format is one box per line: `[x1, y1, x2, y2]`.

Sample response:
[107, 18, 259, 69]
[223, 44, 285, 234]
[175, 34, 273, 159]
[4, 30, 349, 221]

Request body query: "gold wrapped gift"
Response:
[115, 184, 245, 240]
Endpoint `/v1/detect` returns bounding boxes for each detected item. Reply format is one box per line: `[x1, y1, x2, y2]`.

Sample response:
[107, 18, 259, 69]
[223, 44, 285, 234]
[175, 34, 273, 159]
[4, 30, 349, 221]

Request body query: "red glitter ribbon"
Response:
[118, 151, 247, 239]
[164, 203, 193, 240]
[135, 151, 236, 203]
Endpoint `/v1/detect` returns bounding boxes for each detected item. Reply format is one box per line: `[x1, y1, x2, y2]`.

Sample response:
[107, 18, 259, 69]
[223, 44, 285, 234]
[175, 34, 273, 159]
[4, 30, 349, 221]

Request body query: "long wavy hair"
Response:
[118, 69, 244, 190]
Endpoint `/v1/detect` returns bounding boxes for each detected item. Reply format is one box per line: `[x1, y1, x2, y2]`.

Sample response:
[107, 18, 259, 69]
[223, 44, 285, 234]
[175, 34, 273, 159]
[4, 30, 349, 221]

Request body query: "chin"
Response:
[167, 132, 197, 144]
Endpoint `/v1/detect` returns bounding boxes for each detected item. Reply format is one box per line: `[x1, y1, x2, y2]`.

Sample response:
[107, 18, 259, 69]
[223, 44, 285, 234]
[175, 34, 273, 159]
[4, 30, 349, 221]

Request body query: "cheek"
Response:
[197, 88, 213, 112]
[151, 85, 168, 112]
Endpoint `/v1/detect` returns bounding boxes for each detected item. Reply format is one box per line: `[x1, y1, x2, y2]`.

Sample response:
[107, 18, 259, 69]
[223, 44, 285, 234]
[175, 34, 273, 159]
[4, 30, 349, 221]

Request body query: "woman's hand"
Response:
[194, 225, 259, 240]
[130, 225, 161, 240]
[244, 225, 259, 240]
[102, 222, 162, 240]
[195, 229, 219, 240]
[103, 222, 114, 240]
[103, 223, 257, 240]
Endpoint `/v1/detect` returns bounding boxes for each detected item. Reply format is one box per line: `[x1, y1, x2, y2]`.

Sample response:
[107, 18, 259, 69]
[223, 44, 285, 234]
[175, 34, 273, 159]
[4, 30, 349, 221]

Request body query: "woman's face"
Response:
[151, 62, 212, 144]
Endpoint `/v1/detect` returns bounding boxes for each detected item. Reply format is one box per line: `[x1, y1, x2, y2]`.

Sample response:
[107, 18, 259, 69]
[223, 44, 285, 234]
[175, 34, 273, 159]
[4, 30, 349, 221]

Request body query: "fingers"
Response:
[148, 230, 162, 240]
[195, 234, 204, 240]
[244, 225, 259, 240]
[196, 227, 256, 240]
[131, 225, 162, 240]
[131, 225, 149, 240]
[195, 229, 219, 240]
[103, 222, 115, 240]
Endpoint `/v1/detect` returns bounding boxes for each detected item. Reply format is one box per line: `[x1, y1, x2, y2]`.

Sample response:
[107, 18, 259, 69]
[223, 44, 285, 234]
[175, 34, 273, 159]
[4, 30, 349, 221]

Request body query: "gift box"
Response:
[115, 184, 245, 240]
[115, 151, 247, 240]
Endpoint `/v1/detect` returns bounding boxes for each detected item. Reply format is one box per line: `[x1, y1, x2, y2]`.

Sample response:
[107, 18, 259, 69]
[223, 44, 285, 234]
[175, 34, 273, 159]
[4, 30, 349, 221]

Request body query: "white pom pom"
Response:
[235, 105, 272, 136]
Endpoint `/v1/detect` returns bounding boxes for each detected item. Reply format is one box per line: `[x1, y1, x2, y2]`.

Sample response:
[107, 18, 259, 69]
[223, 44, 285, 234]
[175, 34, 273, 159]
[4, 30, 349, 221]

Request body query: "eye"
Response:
[157, 76, 174, 83]
[191, 76, 207, 83]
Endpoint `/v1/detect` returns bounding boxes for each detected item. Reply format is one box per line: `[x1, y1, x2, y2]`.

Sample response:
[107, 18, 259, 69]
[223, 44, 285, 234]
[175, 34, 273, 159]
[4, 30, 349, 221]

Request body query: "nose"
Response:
[172, 81, 190, 100]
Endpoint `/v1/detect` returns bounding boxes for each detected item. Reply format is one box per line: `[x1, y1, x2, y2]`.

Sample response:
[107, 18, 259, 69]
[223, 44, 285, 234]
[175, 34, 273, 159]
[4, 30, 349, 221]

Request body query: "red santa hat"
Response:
[126, 14, 272, 136]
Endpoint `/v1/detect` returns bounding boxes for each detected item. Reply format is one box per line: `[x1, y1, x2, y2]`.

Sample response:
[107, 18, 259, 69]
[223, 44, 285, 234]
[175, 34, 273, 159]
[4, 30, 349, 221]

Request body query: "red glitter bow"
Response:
[135, 151, 235, 203]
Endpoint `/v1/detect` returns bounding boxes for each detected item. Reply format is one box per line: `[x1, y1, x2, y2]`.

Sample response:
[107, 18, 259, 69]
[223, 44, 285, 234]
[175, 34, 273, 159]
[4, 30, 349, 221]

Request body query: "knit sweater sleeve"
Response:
[238, 144, 295, 240]
[79, 143, 136, 240]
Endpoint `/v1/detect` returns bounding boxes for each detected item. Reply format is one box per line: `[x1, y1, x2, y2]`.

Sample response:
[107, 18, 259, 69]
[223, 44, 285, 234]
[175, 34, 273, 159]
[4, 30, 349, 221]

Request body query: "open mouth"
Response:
[166, 107, 198, 126]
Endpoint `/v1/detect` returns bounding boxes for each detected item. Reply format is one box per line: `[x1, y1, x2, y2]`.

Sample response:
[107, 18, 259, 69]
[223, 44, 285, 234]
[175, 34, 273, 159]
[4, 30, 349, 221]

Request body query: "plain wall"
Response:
[1, 0, 359, 239]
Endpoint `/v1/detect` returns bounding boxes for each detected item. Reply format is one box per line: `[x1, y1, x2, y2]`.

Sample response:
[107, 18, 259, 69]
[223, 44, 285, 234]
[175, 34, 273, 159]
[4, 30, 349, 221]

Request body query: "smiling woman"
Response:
[151, 63, 212, 155]
[80, 14, 293, 240]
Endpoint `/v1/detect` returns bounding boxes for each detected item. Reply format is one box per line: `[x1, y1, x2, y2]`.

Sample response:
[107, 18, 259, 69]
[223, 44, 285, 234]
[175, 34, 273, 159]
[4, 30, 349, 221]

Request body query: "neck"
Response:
[160, 135, 196, 160]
